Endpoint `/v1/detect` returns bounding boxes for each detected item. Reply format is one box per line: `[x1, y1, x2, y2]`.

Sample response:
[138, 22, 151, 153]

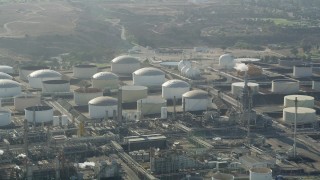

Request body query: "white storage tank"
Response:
[219, 54, 235, 69]
[111, 55, 141, 76]
[137, 97, 166, 115]
[283, 107, 316, 125]
[0, 65, 13, 74]
[121, 85, 148, 103]
[212, 172, 234, 180]
[73, 64, 98, 79]
[19, 66, 49, 81]
[0, 80, 21, 98]
[0, 72, 13, 80]
[14, 95, 41, 111]
[133, 67, 165, 89]
[293, 65, 313, 77]
[88, 96, 118, 119]
[312, 80, 320, 91]
[284, 95, 314, 108]
[0, 110, 11, 127]
[28, 69, 62, 89]
[92, 72, 119, 90]
[182, 90, 210, 111]
[25, 106, 53, 123]
[231, 82, 259, 97]
[42, 80, 70, 93]
[162, 79, 190, 100]
[74, 87, 103, 106]
[272, 79, 299, 94]
[249, 167, 272, 180]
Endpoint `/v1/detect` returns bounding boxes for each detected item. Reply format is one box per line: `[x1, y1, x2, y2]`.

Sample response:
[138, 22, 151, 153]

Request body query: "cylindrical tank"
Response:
[293, 65, 312, 77]
[312, 80, 320, 91]
[25, 106, 53, 123]
[111, 55, 141, 76]
[272, 79, 299, 94]
[137, 97, 166, 115]
[14, 95, 41, 111]
[88, 96, 118, 119]
[28, 69, 62, 89]
[92, 72, 119, 90]
[133, 67, 165, 89]
[249, 167, 272, 180]
[231, 82, 259, 97]
[42, 80, 70, 93]
[0, 65, 13, 74]
[212, 172, 234, 180]
[283, 107, 316, 125]
[0, 72, 13, 80]
[0, 110, 11, 126]
[74, 88, 103, 106]
[284, 95, 314, 108]
[73, 64, 98, 79]
[19, 66, 49, 81]
[0, 80, 21, 98]
[182, 90, 210, 111]
[162, 79, 190, 100]
[161, 107, 167, 119]
[121, 85, 148, 103]
[219, 54, 235, 69]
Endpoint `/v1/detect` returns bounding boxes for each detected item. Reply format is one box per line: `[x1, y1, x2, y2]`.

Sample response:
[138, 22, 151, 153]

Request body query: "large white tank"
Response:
[19, 66, 49, 81]
[0, 110, 11, 126]
[283, 107, 316, 125]
[0, 72, 13, 80]
[249, 167, 272, 180]
[212, 172, 234, 180]
[92, 72, 119, 90]
[272, 79, 299, 94]
[121, 85, 148, 103]
[219, 54, 235, 69]
[28, 69, 62, 89]
[312, 80, 320, 91]
[284, 95, 314, 108]
[42, 80, 70, 93]
[0, 80, 21, 98]
[73, 64, 98, 79]
[111, 55, 141, 76]
[25, 106, 53, 123]
[231, 82, 259, 97]
[137, 97, 166, 115]
[162, 79, 190, 100]
[133, 67, 165, 89]
[74, 88, 103, 106]
[88, 96, 118, 119]
[0, 65, 13, 74]
[182, 90, 210, 111]
[293, 65, 312, 77]
[14, 95, 41, 111]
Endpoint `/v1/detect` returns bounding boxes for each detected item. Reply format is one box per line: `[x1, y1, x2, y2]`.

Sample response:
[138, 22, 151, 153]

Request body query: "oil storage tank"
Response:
[231, 82, 259, 97]
[14, 95, 41, 111]
[0, 72, 13, 80]
[28, 69, 62, 89]
[162, 79, 190, 100]
[312, 80, 320, 91]
[74, 87, 103, 106]
[42, 80, 70, 93]
[0, 80, 21, 98]
[92, 72, 119, 90]
[88, 96, 118, 119]
[219, 54, 235, 70]
[182, 90, 210, 111]
[249, 167, 272, 180]
[293, 65, 312, 77]
[121, 85, 148, 103]
[111, 55, 141, 76]
[73, 64, 98, 79]
[133, 67, 165, 89]
[137, 97, 166, 115]
[212, 172, 234, 180]
[0, 110, 11, 127]
[284, 95, 314, 108]
[25, 106, 53, 123]
[0, 65, 13, 74]
[272, 79, 299, 94]
[19, 66, 49, 81]
[283, 107, 316, 125]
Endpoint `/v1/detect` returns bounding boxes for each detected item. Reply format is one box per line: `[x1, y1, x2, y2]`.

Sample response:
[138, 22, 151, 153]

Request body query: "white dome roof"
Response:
[0, 65, 13, 71]
[89, 96, 118, 106]
[133, 67, 165, 76]
[92, 72, 118, 80]
[183, 90, 208, 99]
[0, 79, 20, 88]
[162, 79, 190, 88]
[0, 72, 13, 79]
[219, 54, 234, 61]
[29, 69, 62, 78]
[112, 55, 140, 64]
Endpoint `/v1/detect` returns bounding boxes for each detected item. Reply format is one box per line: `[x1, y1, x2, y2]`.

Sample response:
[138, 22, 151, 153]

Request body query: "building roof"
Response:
[92, 72, 118, 80]
[183, 90, 208, 99]
[133, 67, 165, 76]
[162, 79, 190, 88]
[111, 55, 140, 64]
[0, 79, 21, 88]
[89, 96, 118, 106]
[28, 69, 62, 78]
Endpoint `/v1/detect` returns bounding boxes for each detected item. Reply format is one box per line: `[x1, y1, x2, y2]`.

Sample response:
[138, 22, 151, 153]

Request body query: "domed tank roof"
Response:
[112, 55, 140, 64]
[162, 79, 190, 88]
[219, 54, 234, 61]
[29, 69, 62, 78]
[133, 67, 165, 76]
[92, 72, 118, 80]
[89, 96, 118, 106]
[183, 90, 208, 99]
[0, 79, 20, 88]
[0, 65, 13, 71]
[0, 72, 13, 79]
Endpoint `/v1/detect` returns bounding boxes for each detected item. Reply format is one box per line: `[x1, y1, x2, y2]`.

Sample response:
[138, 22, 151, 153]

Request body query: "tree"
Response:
[290, 47, 299, 57]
